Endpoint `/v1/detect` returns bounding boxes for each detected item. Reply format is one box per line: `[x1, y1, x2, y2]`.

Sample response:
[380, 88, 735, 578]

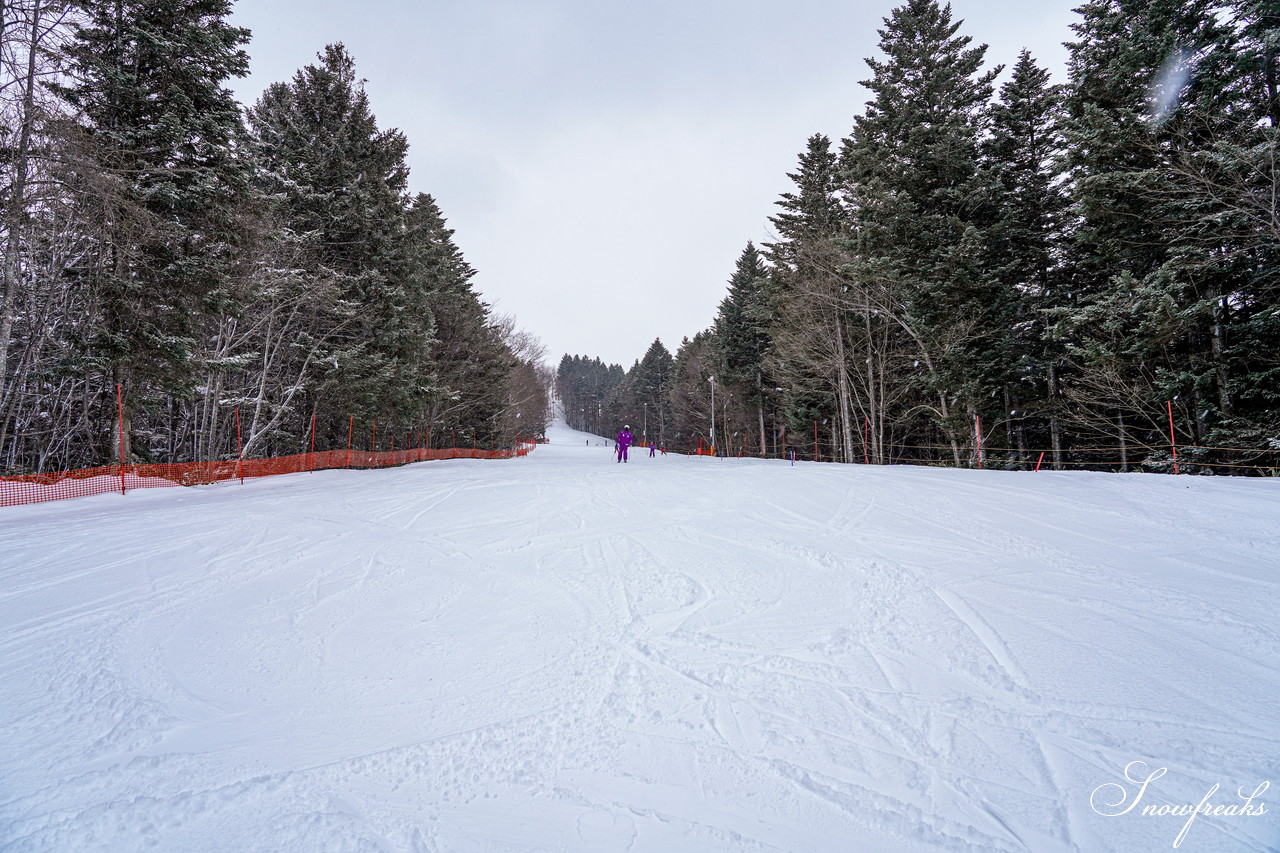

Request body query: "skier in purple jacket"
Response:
[616, 425, 634, 463]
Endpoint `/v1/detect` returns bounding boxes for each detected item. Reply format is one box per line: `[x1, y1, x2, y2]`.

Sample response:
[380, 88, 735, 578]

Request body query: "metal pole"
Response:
[709, 376, 716, 456]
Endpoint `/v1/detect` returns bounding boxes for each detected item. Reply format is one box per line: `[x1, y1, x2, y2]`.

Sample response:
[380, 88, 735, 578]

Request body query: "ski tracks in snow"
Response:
[2, 424, 1279, 851]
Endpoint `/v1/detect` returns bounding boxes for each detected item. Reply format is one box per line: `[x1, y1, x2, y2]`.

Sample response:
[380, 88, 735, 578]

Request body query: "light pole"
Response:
[708, 375, 716, 456]
[643, 402, 648, 446]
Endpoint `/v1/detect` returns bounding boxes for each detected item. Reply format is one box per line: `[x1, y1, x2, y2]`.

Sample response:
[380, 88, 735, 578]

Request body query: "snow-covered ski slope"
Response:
[2, 418, 1278, 853]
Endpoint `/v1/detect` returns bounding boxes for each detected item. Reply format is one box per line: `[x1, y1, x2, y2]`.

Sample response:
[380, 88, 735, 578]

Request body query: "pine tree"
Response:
[768, 134, 845, 270]
[765, 134, 854, 461]
[840, 0, 1001, 463]
[712, 243, 774, 452]
[54, 0, 252, 462]
[631, 338, 674, 446]
[556, 354, 625, 437]
[1214, 1, 1280, 450]
[1058, 0, 1244, 466]
[984, 49, 1070, 466]
[404, 194, 510, 443]
[247, 44, 434, 442]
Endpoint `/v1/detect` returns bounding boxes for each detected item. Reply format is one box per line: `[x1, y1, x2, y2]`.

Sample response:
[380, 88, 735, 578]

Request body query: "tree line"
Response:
[0, 0, 549, 474]
[561, 0, 1280, 474]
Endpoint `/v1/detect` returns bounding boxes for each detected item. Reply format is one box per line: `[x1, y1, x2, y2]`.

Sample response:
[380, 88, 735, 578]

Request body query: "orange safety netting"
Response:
[0, 441, 536, 508]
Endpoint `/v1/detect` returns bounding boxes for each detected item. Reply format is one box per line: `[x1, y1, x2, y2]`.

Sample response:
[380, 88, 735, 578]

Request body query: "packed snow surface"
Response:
[2, 418, 1278, 852]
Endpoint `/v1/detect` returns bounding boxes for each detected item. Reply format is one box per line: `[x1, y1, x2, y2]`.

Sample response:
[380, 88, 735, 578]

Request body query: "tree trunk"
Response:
[1118, 411, 1128, 473]
[1003, 385, 1016, 466]
[1048, 362, 1063, 470]
[0, 0, 44, 405]
[113, 370, 132, 464]
[756, 370, 765, 459]
[1212, 298, 1230, 414]
[864, 306, 877, 464]
[832, 306, 855, 463]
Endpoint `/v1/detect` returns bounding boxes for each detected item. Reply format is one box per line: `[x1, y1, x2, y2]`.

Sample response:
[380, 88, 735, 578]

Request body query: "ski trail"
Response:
[2, 417, 1278, 851]
[933, 587, 1028, 689]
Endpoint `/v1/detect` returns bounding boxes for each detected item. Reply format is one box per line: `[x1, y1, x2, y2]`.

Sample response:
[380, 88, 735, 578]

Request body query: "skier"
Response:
[649, 443, 656, 458]
[616, 425, 634, 463]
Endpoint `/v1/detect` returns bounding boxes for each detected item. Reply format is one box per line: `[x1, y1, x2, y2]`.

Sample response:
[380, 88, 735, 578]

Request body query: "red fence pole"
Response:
[346, 415, 353, 469]
[309, 412, 317, 472]
[1167, 400, 1179, 475]
[1035, 450, 1045, 472]
[117, 383, 126, 495]
[236, 406, 244, 485]
[372, 419, 377, 466]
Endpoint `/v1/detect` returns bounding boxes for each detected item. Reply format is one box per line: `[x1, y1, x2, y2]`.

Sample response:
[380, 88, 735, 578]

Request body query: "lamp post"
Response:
[643, 402, 648, 446]
[708, 375, 717, 456]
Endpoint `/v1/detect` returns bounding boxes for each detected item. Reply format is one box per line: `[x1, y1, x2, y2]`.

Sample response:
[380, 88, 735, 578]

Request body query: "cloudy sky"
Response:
[226, 0, 1081, 368]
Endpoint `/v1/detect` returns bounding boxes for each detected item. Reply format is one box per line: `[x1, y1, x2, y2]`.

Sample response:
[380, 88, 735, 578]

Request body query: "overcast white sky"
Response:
[226, 0, 1080, 368]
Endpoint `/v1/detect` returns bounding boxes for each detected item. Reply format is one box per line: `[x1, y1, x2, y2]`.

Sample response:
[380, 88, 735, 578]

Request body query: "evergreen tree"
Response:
[984, 49, 1070, 466]
[54, 0, 252, 462]
[841, 0, 1001, 463]
[556, 354, 624, 437]
[247, 44, 437, 442]
[1214, 0, 1280, 450]
[1058, 0, 1243, 466]
[631, 339, 674, 446]
[768, 134, 846, 270]
[766, 134, 852, 461]
[404, 194, 510, 443]
[711, 243, 774, 450]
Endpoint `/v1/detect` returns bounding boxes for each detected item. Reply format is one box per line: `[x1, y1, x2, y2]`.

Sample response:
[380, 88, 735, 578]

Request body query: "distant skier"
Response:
[616, 425, 634, 463]
[649, 443, 656, 458]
